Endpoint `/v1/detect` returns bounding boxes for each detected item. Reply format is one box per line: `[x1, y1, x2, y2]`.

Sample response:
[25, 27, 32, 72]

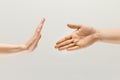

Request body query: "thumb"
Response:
[67, 24, 81, 29]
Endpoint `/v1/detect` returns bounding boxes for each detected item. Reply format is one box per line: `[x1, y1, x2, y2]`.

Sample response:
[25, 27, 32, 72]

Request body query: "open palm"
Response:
[55, 24, 98, 51]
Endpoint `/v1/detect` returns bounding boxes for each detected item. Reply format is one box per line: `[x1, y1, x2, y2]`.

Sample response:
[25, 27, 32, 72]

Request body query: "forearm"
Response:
[96, 29, 120, 44]
[0, 44, 27, 53]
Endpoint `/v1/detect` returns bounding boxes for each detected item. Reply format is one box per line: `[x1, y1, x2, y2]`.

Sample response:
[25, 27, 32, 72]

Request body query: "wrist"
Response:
[93, 29, 102, 42]
[19, 44, 27, 50]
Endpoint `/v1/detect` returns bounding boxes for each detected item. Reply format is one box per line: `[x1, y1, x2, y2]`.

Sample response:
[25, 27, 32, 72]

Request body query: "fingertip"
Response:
[67, 24, 70, 26]
[56, 40, 63, 44]
[67, 23, 80, 29]
[67, 24, 72, 27]
[40, 17, 45, 24]
[67, 23, 75, 28]
[55, 45, 57, 48]
[56, 41, 61, 44]
[42, 17, 45, 22]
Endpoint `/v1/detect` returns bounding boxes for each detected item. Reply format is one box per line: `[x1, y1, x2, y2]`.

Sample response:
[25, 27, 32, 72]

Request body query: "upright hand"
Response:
[0, 18, 45, 53]
[24, 18, 45, 52]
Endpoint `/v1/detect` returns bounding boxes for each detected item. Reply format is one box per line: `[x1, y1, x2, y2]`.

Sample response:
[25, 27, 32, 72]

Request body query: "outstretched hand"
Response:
[55, 24, 99, 51]
[24, 18, 45, 52]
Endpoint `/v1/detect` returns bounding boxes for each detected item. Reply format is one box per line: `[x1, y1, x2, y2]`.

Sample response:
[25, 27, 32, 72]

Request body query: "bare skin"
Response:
[55, 24, 120, 51]
[0, 18, 45, 54]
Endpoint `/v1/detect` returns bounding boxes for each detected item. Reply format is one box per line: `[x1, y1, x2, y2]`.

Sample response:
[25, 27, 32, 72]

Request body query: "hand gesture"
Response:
[24, 18, 45, 52]
[55, 24, 98, 51]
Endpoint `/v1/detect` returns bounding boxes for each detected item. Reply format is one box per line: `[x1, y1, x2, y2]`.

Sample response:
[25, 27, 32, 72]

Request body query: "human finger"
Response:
[66, 46, 80, 51]
[36, 18, 45, 33]
[58, 43, 75, 50]
[55, 39, 73, 48]
[67, 24, 81, 29]
[56, 35, 72, 44]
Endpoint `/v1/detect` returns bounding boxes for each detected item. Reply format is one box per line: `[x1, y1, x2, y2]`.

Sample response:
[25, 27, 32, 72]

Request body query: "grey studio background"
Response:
[0, 0, 120, 80]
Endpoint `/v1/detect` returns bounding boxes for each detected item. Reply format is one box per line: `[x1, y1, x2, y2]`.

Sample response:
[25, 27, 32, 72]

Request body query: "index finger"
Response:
[56, 35, 72, 44]
[36, 18, 45, 33]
